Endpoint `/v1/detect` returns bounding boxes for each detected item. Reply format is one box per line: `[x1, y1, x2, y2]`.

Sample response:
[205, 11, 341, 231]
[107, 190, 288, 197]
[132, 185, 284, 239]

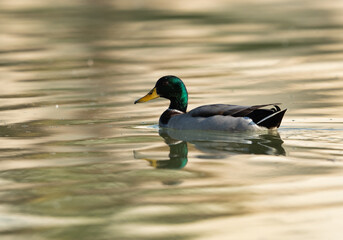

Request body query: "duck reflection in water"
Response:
[134, 129, 285, 170]
[134, 132, 188, 169]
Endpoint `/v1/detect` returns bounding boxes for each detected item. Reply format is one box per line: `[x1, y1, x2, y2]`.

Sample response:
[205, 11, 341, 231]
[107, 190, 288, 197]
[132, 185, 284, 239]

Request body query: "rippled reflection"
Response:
[135, 128, 285, 170]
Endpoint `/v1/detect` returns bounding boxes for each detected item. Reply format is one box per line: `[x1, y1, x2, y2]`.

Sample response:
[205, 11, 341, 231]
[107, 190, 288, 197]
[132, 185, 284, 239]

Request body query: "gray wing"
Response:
[189, 104, 280, 118]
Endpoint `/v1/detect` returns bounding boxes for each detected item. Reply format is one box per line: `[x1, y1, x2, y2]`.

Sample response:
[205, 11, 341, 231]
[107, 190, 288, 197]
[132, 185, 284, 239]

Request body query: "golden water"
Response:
[1, 0, 343, 239]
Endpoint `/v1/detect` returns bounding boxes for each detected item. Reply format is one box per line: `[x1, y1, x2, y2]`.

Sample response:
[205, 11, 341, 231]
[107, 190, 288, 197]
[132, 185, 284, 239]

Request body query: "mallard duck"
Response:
[134, 75, 287, 131]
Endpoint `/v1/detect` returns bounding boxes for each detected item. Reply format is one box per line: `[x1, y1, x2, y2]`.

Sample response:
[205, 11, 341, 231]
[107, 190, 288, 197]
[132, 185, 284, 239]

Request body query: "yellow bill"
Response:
[134, 87, 160, 104]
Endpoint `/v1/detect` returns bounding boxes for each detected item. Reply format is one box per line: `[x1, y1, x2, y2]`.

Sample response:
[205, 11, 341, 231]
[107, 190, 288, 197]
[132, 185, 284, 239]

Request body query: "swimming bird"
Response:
[134, 75, 286, 131]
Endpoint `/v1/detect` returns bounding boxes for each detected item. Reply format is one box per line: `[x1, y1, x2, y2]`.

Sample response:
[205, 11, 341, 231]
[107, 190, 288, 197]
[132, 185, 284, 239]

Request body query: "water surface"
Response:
[1, 0, 343, 239]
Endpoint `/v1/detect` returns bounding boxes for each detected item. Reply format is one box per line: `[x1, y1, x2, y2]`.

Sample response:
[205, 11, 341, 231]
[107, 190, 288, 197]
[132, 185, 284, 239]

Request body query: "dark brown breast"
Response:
[159, 109, 184, 126]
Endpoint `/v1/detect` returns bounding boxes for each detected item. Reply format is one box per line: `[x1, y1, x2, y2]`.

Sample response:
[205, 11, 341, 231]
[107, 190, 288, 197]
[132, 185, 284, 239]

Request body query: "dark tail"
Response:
[256, 109, 287, 129]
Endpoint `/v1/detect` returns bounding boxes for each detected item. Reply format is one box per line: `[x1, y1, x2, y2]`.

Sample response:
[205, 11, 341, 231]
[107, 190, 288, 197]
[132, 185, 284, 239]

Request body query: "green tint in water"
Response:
[1, 0, 343, 240]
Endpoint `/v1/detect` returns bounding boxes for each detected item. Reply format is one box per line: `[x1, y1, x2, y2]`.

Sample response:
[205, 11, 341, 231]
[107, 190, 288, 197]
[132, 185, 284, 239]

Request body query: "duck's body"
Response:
[160, 104, 285, 131]
[135, 76, 286, 131]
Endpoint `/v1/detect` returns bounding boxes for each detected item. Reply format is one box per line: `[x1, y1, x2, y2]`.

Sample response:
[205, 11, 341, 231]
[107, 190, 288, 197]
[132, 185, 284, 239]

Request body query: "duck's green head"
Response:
[134, 75, 188, 112]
